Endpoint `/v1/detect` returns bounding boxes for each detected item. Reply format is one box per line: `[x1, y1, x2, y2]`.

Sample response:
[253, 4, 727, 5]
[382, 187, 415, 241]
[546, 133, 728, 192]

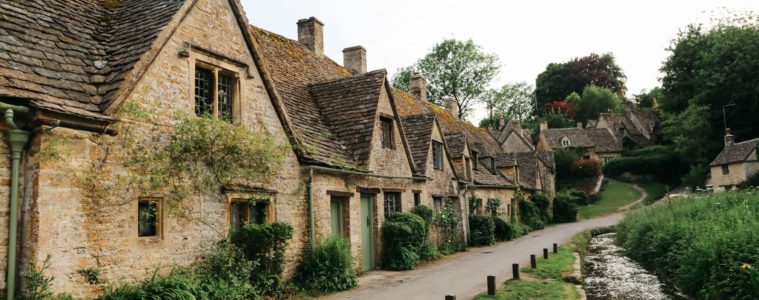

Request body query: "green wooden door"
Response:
[330, 197, 344, 237]
[360, 194, 375, 271]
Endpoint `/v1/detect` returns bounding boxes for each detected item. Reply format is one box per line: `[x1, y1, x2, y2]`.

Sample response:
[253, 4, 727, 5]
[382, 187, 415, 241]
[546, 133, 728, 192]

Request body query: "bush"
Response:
[194, 243, 254, 299]
[381, 213, 426, 270]
[518, 198, 544, 230]
[468, 215, 495, 246]
[531, 193, 551, 224]
[742, 172, 759, 188]
[616, 190, 759, 299]
[99, 269, 203, 300]
[418, 240, 440, 260]
[554, 148, 582, 179]
[603, 146, 686, 184]
[552, 192, 578, 223]
[565, 188, 590, 206]
[294, 236, 357, 292]
[231, 222, 293, 297]
[492, 217, 513, 241]
[570, 159, 601, 178]
[485, 198, 502, 216]
[410, 205, 434, 235]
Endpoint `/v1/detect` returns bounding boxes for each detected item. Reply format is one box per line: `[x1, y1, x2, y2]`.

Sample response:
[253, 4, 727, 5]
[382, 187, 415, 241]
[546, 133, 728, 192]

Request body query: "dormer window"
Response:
[618, 125, 626, 136]
[560, 137, 571, 147]
[432, 140, 444, 170]
[194, 64, 237, 122]
[380, 117, 394, 149]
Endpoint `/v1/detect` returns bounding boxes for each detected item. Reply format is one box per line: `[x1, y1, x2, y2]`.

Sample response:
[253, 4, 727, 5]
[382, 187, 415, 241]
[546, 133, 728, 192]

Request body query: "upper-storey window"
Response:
[381, 117, 394, 149]
[472, 151, 479, 170]
[432, 140, 443, 170]
[194, 65, 236, 122]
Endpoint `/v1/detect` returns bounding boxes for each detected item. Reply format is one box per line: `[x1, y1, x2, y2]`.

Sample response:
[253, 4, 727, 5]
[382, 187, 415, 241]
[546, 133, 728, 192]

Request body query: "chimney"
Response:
[410, 74, 426, 102]
[725, 128, 735, 148]
[444, 97, 458, 119]
[297, 17, 324, 56]
[577, 122, 583, 128]
[342, 46, 366, 74]
[539, 122, 548, 132]
[498, 117, 506, 130]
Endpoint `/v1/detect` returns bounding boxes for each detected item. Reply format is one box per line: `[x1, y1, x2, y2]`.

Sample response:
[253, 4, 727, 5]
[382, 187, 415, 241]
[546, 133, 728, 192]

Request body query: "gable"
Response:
[502, 131, 534, 152]
[366, 85, 413, 176]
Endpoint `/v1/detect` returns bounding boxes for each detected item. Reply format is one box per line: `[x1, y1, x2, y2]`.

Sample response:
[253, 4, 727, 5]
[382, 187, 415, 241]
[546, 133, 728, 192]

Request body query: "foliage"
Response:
[563, 189, 589, 206]
[531, 193, 552, 224]
[602, 145, 685, 184]
[468, 215, 495, 246]
[616, 189, 759, 299]
[391, 39, 500, 119]
[381, 213, 427, 270]
[552, 192, 578, 223]
[535, 53, 626, 110]
[543, 101, 577, 119]
[492, 216, 513, 241]
[553, 148, 582, 179]
[410, 205, 434, 236]
[570, 159, 601, 178]
[434, 196, 464, 253]
[741, 172, 759, 188]
[485, 198, 502, 216]
[468, 196, 482, 215]
[482, 82, 536, 126]
[390, 65, 414, 92]
[23, 255, 55, 300]
[633, 87, 664, 109]
[578, 179, 641, 219]
[194, 243, 254, 300]
[77, 267, 101, 284]
[661, 104, 714, 166]
[230, 222, 293, 297]
[99, 269, 202, 300]
[638, 182, 669, 205]
[570, 85, 623, 124]
[517, 196, 544, 230]
[294, 236, 357, 292]
[418, 240, 441, 261]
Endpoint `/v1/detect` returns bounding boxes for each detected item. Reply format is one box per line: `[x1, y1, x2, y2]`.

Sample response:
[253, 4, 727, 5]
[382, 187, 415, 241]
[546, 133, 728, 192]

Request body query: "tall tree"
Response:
[482, 82, 536, 127]
[633, 87, 664, 109]
[570, 85, 623, 124]
[391, 39, 500, 119]
[535, 53, 627, 110]
[390, 66, 414, 93]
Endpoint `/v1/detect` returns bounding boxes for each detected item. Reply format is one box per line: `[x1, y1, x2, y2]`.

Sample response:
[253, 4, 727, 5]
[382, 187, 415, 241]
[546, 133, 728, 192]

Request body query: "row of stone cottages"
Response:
[0, 0, 554, 297]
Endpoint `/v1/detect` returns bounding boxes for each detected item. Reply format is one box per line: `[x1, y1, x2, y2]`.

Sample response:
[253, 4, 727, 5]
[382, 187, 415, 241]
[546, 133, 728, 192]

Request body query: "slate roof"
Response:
[543, 128, 594, 149]
[515, 152, 538, 189]
[399, 113, 435, 173]
[473, 167, 513, 186]
[495, 120, 535, 151]
[710, 138, 759, 166]
[585, 128, 621, 153]
[536, 150, 555, 171]
[0, 0, 186, 120]
[494, 153, 516, 168]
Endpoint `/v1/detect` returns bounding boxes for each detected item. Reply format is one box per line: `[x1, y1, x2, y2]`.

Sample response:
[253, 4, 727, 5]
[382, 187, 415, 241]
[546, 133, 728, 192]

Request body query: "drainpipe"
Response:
[307, 168, 315, 251]
[2, 108, 30, 300]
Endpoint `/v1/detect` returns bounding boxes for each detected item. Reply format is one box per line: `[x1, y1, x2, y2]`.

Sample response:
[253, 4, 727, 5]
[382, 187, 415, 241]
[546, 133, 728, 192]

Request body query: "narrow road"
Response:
[323, 213, 624, 300]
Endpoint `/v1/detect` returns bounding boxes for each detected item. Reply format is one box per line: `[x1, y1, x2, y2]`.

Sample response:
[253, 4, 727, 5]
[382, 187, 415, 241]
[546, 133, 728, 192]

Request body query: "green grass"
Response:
[578, 179, 641, 219]
[474, 246, 579, 300]
[637, 182, 668, 204]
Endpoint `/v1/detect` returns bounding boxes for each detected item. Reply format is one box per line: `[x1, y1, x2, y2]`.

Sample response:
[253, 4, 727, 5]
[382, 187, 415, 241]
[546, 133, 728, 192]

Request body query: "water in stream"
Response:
[584, 233, 688, 300]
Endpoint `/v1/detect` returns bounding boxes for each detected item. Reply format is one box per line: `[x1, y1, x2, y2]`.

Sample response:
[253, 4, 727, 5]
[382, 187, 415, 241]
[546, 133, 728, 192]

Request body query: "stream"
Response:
[583, 233, 688, 300]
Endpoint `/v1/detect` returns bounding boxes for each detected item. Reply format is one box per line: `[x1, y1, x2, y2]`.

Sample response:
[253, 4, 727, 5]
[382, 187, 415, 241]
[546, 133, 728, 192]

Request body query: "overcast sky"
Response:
[242, 0, 758, 124]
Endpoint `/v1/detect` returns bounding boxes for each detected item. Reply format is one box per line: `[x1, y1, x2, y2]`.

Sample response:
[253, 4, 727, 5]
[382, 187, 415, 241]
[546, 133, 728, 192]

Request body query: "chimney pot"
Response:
[342, 46, 366, 74]
[297, 17, 324, 56]
[410, 74, 426, 102]
[444, 97, 458, 119]
[725, 128, 735, 148]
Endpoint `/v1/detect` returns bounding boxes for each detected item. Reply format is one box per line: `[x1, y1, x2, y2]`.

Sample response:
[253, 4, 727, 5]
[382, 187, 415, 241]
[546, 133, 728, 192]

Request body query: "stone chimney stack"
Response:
[498, 117, 506, 129]
[409, 74, 426, 102]
[444, 97, 458, 119]
[342, 46, 366, 74]
[725, 128, 735, 148]
[297, 17, 323, 56]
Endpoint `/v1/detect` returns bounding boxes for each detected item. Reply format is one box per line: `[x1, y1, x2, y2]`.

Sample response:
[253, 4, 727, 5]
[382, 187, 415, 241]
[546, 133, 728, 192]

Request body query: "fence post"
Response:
[543, 248, 549, 259]
[553, 243, 558, 253]
[530, 254, 537, 268]
[487, 275, 496, 295]
[445, 295, 456, 300]
[512, 263, 520, 280]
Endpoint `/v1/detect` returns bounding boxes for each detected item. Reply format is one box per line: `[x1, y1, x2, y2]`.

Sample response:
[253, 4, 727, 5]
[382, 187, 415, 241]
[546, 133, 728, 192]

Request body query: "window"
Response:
[381, 117, 394, 149]
[465, 157, 472, 181]
[384, 192, 401, 218]
[472, 151, 479, 170]
[560, 137, 571, 147]
[414, 192, 421, 207]
[491, 157, 496, 173]
[230, 199, 269, 231]
[433, 196, 443, 211]
[603, 157, 613, 164]
[138, 199, 160, 237]
[330, 197, 347, 237]
[194, 65, 237, 121]
[432, 141, 443, 170]
[722, 165, 730, 175]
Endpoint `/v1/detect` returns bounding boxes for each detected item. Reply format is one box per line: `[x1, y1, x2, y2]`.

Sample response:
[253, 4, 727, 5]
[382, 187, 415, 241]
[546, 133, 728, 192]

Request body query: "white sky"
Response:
[242, 0, 758, 124]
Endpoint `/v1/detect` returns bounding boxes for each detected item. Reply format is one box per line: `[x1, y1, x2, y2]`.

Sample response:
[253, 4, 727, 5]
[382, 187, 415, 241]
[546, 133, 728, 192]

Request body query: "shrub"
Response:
[531, 193, 551, 224]
[570, 159, 601, 178]
[565, 188, 590, 205]
[552, 192, 578, 223]
[554, 148, 582, 179]
[518, 198, 544, 230]
[434, 196, 464, 253]
[381, 213, 426, 270]
[410, 205, 434, 235]
[294, 236, 357, 292]
[468, 215, 495, 246]
[418, 240, 440, 260]
[23, 255, 54, 300]
[603, 146, 686, 184]
[468, 196, 482, 215]
[231, 222, 293, 297]
[742, 172, 759, 188]
[99, 269, 203, 300]
[77, 267, 101, 284]
[492, 216, 513, 241]
[194, 243, 254, 299]
[512, 222, 531, 238]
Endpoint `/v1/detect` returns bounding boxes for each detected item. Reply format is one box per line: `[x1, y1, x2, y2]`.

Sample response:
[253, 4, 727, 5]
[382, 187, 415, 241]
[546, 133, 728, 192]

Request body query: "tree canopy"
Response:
[481, 82, 536, 128]
[569, 85, 623, 125]
[391, 39, 500, 119]
[535, 53, 626, 110]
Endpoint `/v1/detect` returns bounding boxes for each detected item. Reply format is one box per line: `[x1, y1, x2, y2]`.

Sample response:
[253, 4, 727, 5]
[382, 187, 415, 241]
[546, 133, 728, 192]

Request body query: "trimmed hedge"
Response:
[381, 213, 427, 270]
[603, 146, 686, 184]
[552, 192, 578, 223]
[468, 215, 495, 246]
[492, 216, 513, 241]
[294, 236, 357, 292]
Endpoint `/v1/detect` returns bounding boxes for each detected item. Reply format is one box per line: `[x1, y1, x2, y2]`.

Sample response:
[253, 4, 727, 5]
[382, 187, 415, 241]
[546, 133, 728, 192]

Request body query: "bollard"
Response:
[553, 243, 558, 253]
[487, 275, 496, 295]
[543, 248, 548, 259]
[530, 254, 537, 268]
[512, 263, 520, 280]
[445, 295, 456, 300]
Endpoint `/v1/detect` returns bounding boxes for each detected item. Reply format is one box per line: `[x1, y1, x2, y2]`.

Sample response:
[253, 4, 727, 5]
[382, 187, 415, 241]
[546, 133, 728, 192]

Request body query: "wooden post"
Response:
[543, 248, 548, 259]
[553, 243, 558, 253]
[445, 295, 456, 300]
[487, 275, 496, 295]
[512, 263, 520, 280]
[530, 254, 537, 269]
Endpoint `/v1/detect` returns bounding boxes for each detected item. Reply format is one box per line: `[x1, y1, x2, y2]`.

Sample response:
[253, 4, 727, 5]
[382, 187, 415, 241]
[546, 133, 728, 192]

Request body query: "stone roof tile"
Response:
[710, 138, 759, 166]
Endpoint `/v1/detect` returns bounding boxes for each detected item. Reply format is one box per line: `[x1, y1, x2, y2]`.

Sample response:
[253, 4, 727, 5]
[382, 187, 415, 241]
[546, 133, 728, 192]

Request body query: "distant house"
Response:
[706, 129, 759, 191]
[537, 123, 622, 164]
[587, 103, 661, 149]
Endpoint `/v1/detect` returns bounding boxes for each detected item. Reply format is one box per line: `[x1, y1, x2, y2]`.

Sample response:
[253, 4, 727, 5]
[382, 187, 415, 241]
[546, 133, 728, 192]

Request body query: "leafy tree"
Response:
[535, 53, 626, 110]
[633, 87, 664, 109]
[391, 39, 500, 119]
[482, 82, 536, 127]
[662, 104, 714, 164]
[390, 66, 415, 93]
[572, 85, 623, 124]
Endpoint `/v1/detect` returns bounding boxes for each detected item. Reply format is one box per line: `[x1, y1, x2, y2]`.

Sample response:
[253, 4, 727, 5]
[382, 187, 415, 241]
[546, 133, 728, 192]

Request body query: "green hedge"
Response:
[294, 236, 357, 292]
[518, 198, 544, 230]
[468, 215, 495, 246]
[616, 190, 759, 299]
[603, 146, 686, 183]
[552, 192, 578, 223]
[492, 216, 513, 241]
[381, 213, 427, 270]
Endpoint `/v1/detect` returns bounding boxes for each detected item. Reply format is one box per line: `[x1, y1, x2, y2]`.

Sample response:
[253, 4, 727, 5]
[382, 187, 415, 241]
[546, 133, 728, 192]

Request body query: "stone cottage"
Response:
[537, 122, 622, 164]
[706, 129, 759, 191]
[491, 119, 556, 198]
[586, 103, 661, 149]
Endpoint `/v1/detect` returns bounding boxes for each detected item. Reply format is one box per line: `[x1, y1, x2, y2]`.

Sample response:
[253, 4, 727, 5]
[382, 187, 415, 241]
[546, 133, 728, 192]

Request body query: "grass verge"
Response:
[578, 179, 641, 219]
[637, 181, 668, 204]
